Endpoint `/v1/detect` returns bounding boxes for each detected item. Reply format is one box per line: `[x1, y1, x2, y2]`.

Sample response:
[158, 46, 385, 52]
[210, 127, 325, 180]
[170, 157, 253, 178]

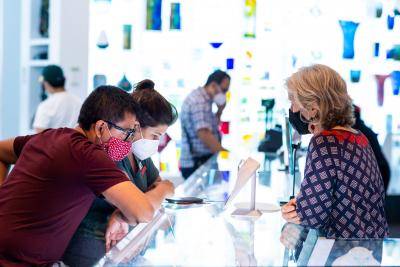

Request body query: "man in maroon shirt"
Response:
[0, 86, 174, 265]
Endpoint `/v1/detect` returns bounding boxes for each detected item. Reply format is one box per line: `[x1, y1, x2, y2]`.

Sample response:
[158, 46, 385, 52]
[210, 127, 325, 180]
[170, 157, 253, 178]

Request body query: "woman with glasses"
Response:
[63, 80, 178, 266]
[0, 86, 164, 265]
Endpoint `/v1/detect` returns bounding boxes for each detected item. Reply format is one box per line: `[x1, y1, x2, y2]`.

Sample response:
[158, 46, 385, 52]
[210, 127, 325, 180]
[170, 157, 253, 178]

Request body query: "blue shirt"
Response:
[180, 87, 221, 168]
[296, 129, 388, 238]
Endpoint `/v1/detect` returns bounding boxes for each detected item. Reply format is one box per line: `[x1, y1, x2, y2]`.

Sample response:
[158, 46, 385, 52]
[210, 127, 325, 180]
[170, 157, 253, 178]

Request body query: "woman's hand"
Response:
[281, 198, 301, 224]
[105, 210, 130, 252]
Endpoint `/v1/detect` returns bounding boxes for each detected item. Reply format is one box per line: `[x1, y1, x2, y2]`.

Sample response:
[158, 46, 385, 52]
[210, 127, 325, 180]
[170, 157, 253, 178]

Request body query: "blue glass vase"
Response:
[374, 74, 390, 106]
[170, 3, 181, 30]
[350, 70, 361, 83]
[146, 0, 162, 30]
[374, 43, 380, 57]
[387, 14, 395, 30]
[391, 71, 400, 95]
[339, 20, 359, 59]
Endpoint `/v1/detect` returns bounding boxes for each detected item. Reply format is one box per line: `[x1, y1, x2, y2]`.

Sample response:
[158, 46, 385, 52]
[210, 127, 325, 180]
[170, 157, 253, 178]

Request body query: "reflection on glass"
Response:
[339, 20, 359, 59]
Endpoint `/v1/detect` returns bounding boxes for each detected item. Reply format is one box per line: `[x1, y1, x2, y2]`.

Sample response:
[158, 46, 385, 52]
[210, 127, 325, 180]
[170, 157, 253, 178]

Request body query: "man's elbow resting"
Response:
[126, 204, 155, 223]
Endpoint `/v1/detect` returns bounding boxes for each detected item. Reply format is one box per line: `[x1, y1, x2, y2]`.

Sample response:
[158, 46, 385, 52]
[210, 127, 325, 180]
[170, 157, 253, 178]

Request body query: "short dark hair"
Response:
[205, 70, 231, 86]
[78, 85, 141, 130]
[42, 65, 66, 87]
[132, 79, 178, 128]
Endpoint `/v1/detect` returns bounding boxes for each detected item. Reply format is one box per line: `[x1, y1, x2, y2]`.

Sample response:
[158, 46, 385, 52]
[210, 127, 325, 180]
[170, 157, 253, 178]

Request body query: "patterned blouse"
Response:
[296, 129, 388, 238]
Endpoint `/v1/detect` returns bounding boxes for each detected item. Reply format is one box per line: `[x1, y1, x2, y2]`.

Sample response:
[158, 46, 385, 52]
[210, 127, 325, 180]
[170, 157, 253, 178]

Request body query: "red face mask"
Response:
[101, 127, 132, 161]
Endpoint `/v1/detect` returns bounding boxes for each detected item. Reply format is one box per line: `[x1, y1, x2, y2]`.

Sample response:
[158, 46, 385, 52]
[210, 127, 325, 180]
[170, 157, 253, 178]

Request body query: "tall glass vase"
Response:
[391, 71, 400, 95]
[339, 20, 359, 59]
[374, 74, 390, 106]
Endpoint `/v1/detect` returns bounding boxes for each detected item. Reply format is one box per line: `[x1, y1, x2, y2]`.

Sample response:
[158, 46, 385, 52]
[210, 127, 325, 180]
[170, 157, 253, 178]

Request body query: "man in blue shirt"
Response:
[180, 70, 230, 179]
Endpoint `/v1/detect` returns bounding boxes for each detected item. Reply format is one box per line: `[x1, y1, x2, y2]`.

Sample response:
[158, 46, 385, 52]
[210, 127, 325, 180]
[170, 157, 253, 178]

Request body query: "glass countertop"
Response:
[96, 153, 400, 266]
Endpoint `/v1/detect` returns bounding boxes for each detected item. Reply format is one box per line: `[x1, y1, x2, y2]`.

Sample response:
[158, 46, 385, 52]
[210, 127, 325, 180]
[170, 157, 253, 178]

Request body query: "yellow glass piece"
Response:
[219, 151, 230, 159]
[242, 134, 253, 142]
[246, 50, 253, 59]
[226, 91, 231, 102]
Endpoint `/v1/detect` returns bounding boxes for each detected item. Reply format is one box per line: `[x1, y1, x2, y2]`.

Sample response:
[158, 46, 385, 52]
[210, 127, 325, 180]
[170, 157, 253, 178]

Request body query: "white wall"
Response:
[0, 0, 22, 138]
[0, 0, 3, 138]
[59, 0, 90, 101]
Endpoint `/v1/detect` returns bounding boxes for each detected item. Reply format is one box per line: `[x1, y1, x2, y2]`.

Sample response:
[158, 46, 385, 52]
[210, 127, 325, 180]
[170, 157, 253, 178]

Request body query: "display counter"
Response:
[96, 152, 400, 266]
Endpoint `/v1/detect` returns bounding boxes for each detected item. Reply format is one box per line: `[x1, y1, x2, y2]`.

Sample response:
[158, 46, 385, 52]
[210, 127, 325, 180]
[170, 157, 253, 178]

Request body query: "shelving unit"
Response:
[20, 0, 89, 134]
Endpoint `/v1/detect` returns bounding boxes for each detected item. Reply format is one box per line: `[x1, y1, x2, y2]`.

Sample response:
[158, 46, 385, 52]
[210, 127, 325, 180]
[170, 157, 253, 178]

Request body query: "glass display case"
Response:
[94, 151, 400, 266]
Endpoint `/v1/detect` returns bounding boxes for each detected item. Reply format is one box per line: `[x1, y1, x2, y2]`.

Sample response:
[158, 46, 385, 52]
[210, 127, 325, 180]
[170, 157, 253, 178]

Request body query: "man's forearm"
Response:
[197, 129, 223, 153]
[145, 185, 170, 210]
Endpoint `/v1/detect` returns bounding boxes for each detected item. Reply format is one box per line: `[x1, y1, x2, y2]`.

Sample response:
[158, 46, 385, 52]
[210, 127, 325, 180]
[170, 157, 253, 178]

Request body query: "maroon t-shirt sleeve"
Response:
[81, 144, 129, 196]
[13, 134, 37, 157]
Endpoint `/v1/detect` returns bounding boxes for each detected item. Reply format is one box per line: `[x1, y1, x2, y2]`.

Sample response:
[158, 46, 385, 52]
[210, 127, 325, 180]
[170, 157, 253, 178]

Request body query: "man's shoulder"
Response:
[63, 92, 83, 104]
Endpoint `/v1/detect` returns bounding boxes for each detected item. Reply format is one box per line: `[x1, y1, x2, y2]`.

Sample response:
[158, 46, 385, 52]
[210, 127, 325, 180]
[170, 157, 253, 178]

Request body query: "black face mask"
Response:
[289, 109, 310, 135]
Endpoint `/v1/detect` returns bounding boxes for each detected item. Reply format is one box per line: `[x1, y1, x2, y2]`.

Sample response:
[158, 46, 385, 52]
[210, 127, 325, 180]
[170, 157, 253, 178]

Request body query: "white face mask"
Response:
[213, 93, 226, 106]
[131, 128, 160, 160]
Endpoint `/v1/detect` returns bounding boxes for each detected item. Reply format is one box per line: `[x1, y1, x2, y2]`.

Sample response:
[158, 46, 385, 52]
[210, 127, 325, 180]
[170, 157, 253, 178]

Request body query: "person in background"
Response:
[180, 70, 230, 179]
[281, 64, 388, 238]
[33, 64, 82, 133]
[353, 105, 391, 193]
[62, 79, 178, 266]
[0, 86, 172, 266]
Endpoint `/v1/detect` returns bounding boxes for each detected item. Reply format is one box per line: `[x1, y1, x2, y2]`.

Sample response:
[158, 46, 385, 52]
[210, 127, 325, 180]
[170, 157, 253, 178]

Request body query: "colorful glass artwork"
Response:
[388, 14, 395, 30]
[226, 58, 234, 70]
[350, 70, 361, 83]
[146, 0, 162, 30]
[118, 74, 132, 92]
[339, 20, 359, 59]
[374, 43, 380, 57]
[374, 74, 390, 106]
[292, 55, 297, 67]
[97, 30, 109, 49]
[386, 45, 400, 60]
[220, 121, 230, 135]
[376, 2, 383, 18]
[244, 0, 256, 38]
[170, 3, 181, 30]
[210, 42, 223, 49]
[123, 25, 132, 50]
[93, 74, 107, 89]
[391, 71, 400, 95]
[158, 133, 171, 153]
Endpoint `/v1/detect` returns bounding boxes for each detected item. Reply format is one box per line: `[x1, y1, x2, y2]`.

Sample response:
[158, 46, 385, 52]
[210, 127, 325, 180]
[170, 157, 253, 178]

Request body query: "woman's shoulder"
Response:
[318, 129, 369, 148]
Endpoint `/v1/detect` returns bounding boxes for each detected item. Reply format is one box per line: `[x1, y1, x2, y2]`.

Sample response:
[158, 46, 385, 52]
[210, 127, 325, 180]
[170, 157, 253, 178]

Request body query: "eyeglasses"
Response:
[105, 120, 137, 142]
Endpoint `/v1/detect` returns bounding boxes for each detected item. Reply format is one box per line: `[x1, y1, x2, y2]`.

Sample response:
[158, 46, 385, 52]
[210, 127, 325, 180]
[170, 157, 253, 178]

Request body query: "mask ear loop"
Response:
[97, 123, 110, 145]
[138, 125, 144, 140]
[105, 123, 114, 138]
[298, 108, 317, 124]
